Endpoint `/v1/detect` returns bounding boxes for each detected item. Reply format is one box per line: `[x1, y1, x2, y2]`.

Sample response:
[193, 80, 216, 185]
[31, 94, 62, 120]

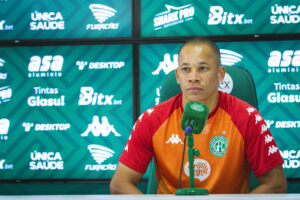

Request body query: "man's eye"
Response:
[199, 67, 208, 71]
[181, 67, 190, 72]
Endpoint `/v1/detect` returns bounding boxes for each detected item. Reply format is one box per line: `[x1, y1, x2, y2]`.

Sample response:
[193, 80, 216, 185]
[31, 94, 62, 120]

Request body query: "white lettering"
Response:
[267, 92, 300, 103]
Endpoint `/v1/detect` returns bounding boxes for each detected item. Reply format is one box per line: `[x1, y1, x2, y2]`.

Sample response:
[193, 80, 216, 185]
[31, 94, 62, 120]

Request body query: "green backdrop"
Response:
[0, 44, 133, 180]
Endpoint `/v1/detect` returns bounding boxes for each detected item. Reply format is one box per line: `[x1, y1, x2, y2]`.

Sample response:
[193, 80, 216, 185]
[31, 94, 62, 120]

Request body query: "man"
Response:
[110, 38, 287, 194]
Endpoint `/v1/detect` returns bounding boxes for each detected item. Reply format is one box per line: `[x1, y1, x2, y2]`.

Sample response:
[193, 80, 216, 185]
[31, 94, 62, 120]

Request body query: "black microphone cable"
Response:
[177, 130, 189, 189]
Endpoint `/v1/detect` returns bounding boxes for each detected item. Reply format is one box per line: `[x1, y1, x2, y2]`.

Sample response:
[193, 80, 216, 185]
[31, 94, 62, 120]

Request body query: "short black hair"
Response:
[179, 37, 221, 66]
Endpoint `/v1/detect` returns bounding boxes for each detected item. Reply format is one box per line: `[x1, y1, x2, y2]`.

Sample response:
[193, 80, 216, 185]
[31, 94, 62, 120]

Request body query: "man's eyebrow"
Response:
[180, 62, 189, 66]
[180, 61, 208, 66]
[199, 61, 209, 65]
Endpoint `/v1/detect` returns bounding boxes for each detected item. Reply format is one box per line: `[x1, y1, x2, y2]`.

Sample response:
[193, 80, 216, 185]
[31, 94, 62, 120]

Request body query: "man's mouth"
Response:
[187, 87, 202, 93]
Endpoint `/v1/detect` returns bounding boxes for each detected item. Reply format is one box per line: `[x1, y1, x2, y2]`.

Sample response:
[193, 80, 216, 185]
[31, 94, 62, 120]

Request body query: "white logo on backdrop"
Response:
[267, 50, 300, 73]
[0, 20, 13, 31]
[87, 4, 119, 30]
[218, 73, 233, 94]
[90, 4, 117, 23]
[207, 6, 253, 25]
[30, 11, 65, 30]
[27, 87, 65, 107]
[154, 4, 195, 30]
[0, 20, 5, 30]
[271, 5, 300, 24]
[0, 86, 12, 104]
[0, 160, 4, 169]
[281, 150, 300, 169]
[28, 55, 63, 78]
[78, 87, 122, 106]
[0, 159, 13, 170]
[152, 54, 178, 75]
[0, 58, 7, 80]
[29, 151, 64, 170]
[220, 49, 243, 66]
[0, 58, 5, 67]
[76, 60, 125, 70]
[88, 144, 114, 164]
[0, 118, 9, 141]
[22, 122, 70, 132]
[81, 115, 121, 137]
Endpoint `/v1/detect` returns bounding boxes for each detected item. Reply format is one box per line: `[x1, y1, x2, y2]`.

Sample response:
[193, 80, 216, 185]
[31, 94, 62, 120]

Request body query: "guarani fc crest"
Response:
[209, 135, 228, 157]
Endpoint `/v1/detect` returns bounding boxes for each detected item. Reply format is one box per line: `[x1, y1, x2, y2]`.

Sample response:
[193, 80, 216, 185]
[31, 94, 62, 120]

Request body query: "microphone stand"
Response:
[176, 124, 209, 195]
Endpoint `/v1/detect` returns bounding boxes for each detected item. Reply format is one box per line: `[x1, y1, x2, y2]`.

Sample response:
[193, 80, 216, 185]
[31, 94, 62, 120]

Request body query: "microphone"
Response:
[181, 101, 209, 134]
[176, 101, 210, 195]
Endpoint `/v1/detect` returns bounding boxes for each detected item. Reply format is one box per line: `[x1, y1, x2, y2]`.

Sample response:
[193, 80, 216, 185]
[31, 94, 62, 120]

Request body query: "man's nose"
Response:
[188, 69, 200, 82]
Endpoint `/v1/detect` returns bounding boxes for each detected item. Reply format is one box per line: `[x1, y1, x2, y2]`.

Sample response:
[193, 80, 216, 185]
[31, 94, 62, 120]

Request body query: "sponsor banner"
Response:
[141, 0, 300, 37]
[139, 40, 300, 177]
[0, 118, 9, 141]
[84, 144, 117, 172]
[29, 151, 64, 170]
[23, 122, 71, 132]
[280, 149, 300, 177]
[0, 159, 13, 170]
[0, 0, 131, 40]
[0, 58, 7, 80]
[0, 86, 12, 104]
[0, 44, 133, 179]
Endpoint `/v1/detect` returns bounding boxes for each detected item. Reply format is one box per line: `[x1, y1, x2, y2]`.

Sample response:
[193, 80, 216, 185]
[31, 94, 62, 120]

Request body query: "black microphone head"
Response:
[181, 101, 209, 134]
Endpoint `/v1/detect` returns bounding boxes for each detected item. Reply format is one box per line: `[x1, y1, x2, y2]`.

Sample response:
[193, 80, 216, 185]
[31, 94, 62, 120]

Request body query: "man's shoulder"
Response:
[219, 91, 259, 121]
[139, 93, 182, 124]
[221, 91, 256, 111]
[146, 93, 181, 115]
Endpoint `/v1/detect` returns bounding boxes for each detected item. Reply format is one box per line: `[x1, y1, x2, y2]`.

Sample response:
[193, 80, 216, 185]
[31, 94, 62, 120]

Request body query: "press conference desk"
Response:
[0, 194, 299, 200]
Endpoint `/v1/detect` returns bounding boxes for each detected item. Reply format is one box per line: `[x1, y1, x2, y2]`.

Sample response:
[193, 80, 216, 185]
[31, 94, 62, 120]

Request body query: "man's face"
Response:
[176, 43, 225, 108]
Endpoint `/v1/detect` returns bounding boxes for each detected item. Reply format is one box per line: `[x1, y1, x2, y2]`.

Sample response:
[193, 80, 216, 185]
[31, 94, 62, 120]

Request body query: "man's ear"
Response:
[218, 66, 226, 82]
[175, 68, 180, 84]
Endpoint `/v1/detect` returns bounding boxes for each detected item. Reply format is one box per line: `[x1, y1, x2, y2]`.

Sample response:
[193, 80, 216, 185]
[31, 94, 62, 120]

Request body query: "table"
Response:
[0, 194, 299, 200]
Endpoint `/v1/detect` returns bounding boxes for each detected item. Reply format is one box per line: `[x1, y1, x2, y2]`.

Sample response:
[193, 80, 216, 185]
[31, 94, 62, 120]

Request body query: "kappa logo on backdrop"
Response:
[270, 5, 300, 24]
[267, 50, 300, 73]
[28, 55, 64, 78]
[86, 4, 119, 30]
[152, 54, 178, 75]
[207, 6, 253, 25]
[85, 144, 117, 171]
[153, 4, 195, 30]
[30, 11, 65, 30]
[0, 20, 13, 31]
[184, 159, 211, 182]
[81, 115, 121, 137]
